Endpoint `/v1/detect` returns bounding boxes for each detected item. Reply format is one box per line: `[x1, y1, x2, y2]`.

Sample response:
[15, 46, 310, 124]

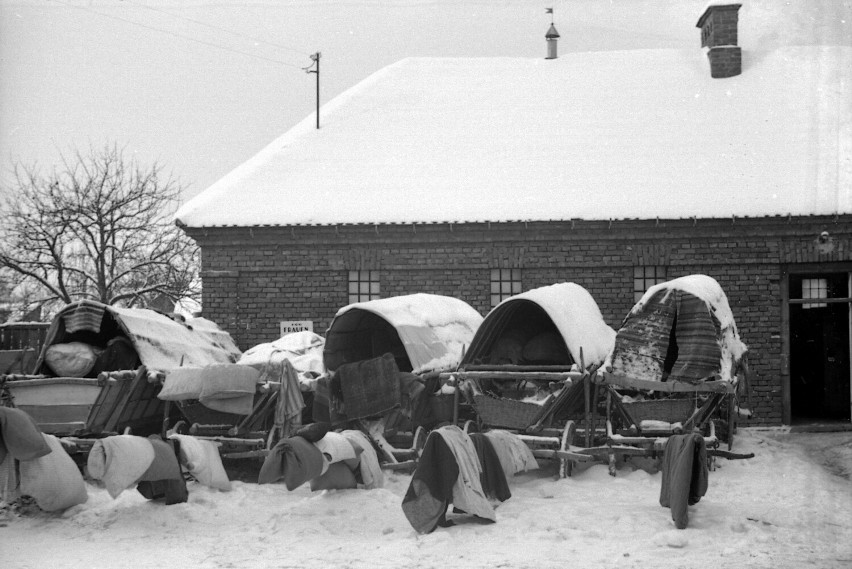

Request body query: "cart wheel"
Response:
[558, 421, 576, 479]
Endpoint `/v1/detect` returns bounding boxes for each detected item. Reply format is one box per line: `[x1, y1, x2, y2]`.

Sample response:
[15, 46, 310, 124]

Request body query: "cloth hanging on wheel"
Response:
[659, 432, 709, 529]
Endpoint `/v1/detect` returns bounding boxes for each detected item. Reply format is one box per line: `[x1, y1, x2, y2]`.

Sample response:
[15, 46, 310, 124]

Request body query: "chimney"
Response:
[545, 23, 560, 59]
[696, 3, 742, 78]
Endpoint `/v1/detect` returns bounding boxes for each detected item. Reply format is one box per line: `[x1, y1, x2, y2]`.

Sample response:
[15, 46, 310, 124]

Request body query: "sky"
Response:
[2, 427, 851, 568]
[0, 0, 758, 204]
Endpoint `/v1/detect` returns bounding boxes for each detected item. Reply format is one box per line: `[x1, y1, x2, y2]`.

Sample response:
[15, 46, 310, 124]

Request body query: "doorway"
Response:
[788, 271, 851, 422]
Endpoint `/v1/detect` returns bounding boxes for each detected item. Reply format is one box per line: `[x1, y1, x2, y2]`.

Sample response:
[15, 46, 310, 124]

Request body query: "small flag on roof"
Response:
[546, 8, 553, 14]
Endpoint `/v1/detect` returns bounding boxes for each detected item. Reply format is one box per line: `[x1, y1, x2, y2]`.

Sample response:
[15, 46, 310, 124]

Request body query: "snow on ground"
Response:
[2, 428, 851, 569]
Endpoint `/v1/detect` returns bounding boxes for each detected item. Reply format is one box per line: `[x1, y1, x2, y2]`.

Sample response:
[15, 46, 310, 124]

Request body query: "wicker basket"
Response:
[472, 393, 553, 430]
[621, 397, 695, 424]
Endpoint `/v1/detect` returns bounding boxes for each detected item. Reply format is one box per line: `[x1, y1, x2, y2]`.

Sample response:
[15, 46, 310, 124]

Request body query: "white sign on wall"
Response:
[280, 320, 314, 336]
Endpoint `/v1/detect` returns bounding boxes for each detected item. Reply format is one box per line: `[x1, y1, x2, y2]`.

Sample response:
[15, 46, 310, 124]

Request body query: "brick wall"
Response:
[185, 214, 852, 426]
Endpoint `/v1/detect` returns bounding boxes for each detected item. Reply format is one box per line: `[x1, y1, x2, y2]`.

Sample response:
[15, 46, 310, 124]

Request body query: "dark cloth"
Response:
[136, 436, 188, 505]
[401, 431, 459, 534]
[659, 433, 709, 529]
[258, 436, 324, 490]
[294, 422, 330, 443]
[336, 353, 401, 420]
[469, 433, 511, 502]
[90, 336, 140, 377]
[309, 461, 357, 492]
[0, 407, 51, 463]
[410, 375, 442, 430]
[312, 375, 331, 423]
[668, 292, 723, 383]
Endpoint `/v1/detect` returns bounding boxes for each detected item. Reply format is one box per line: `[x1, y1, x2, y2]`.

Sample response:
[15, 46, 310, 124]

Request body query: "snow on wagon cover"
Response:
[331, 293, 483, 374]
[492, 283, 617, 367]
[606, 274, 748, 383]
[42, 300, 241, 371]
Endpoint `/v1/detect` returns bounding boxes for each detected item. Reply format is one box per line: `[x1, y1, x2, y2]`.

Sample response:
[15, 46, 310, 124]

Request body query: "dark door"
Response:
[789, 272, 851, 422]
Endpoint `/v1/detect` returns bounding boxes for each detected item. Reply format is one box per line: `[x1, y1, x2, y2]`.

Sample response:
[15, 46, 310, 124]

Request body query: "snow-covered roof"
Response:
[176, 2, 851, 228]
[325, 293, 483, 374]
[466, 283, 617, 368]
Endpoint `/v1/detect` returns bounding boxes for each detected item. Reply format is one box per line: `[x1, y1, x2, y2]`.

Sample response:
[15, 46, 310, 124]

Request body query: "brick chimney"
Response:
[696, 3, 742, 78]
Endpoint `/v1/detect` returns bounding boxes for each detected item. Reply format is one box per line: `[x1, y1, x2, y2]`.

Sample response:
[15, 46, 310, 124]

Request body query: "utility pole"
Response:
[304, 52, 321, 129]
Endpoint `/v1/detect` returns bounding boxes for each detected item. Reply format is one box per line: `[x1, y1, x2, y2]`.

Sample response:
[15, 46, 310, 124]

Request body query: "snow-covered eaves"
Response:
[176, 46, 851, 228]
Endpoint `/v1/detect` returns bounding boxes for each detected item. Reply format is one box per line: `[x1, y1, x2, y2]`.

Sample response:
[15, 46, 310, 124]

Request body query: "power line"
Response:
[120, 0, 313, 58]
[49, 0, 307, 69]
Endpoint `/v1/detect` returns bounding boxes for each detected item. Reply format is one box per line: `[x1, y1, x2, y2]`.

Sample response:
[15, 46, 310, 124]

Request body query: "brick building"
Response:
[177, 4, 852, 426]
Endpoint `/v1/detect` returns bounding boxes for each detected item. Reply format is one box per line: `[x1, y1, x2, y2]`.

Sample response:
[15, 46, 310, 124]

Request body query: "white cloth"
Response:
[168, 434, 231, 491]
[484, 430, 539, 478]
[87, 435, 156, 498]
[314, 432, 357, 464]
[340, 430, 384, 490]
[437, 425, 495, 522]
[19, 434, 88, 512]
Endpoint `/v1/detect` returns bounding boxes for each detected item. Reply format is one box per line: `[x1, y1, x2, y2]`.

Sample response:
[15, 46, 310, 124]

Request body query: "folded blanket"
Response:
[169, 434, 231, 491]
[340, 430, 383, 490]
[136, 436, 188, 505]
[0, 407, 52, 463]
[19, 434, 88, 512]
[87, 435, 156, 498]
[258, 436, 324, 490]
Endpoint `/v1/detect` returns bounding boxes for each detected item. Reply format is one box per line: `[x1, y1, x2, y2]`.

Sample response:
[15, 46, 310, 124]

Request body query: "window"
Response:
[348, 270, 380, 304]
[633, 265, 667, 302]
[490, 268, 521, 307]
[801, 277, 828, 309]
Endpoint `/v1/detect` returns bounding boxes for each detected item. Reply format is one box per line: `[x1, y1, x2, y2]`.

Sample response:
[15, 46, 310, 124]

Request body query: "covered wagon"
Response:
[320, 293, 483, 464]
[1, 299, 240, 438]
[597, 274, 752, 467]
[451, 282, 617, 476]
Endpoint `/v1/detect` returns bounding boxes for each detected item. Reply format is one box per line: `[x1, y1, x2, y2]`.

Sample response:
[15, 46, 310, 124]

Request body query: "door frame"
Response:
[781, 262, 852, 424]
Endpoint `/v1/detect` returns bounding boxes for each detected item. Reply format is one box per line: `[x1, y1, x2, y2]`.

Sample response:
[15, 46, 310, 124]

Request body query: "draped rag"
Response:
[402, 425, 496, 533]
[659, 433, 709, 529]
[169, 433, 231, 491]
[258, 436, 324, 490]
[19, 434, 88, 512]
[340, 429, 384, 490]
[0, 407, 51, 463]
[87, 435, 156, 498]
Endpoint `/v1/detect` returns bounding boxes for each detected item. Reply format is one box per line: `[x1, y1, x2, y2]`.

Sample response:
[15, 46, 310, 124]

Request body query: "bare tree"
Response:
[0, 144, 199, 317]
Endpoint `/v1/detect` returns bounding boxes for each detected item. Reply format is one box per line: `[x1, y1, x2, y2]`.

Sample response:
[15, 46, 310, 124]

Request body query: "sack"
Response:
[44, 342, 101, 377]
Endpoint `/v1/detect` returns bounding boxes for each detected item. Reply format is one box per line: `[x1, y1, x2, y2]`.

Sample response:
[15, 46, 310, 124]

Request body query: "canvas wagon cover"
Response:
[34, 300, 241, 374]
[463, 283, 617, 368]
[324, 293, 483, 374]
[607, 275, 747, 383]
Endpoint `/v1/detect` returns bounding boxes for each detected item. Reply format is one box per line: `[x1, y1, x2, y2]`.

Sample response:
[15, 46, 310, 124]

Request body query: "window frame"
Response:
[348, 270, 380, 304]
[490, 268, 522, 307]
